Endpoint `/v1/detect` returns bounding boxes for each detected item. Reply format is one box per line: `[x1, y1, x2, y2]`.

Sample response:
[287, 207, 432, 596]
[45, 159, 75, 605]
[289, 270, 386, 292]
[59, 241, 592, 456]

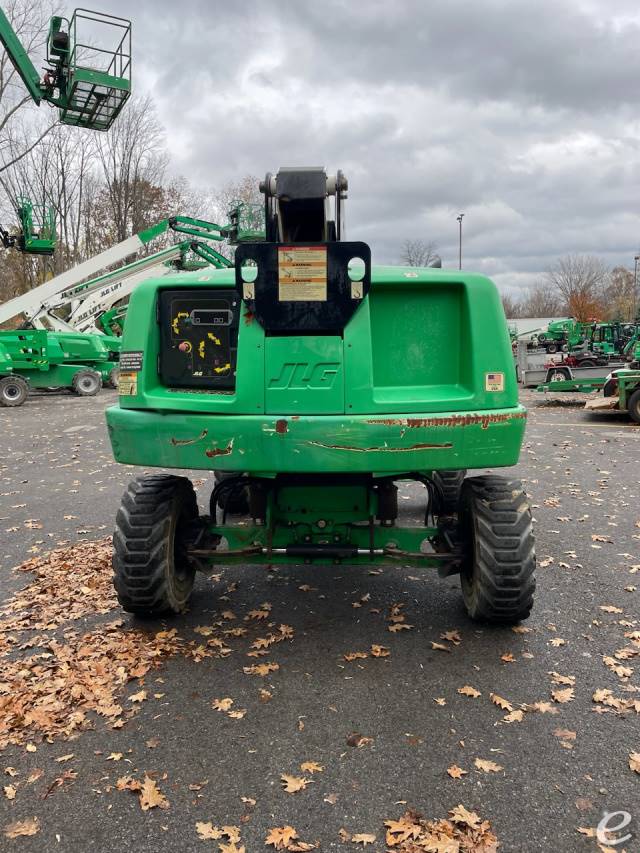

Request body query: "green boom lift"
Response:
[107, 167, 536, 626]
[0, 7, 131, 254]
[0, 6, 131, 131]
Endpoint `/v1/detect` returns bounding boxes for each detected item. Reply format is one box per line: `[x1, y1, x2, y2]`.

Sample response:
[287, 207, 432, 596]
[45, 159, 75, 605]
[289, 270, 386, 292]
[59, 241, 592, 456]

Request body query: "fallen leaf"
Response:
[3, 785, 16, 800]
[431, 642, 451, 652]
[552, 687, 575, 704]
[139, 775, 169, 811]
[447, 765, 467, 779]
[370, 644, 390, 658]
[243, 662, 279, 676]
[352, 833, 376, 845]
[196, 821, 223, 840]
[344, 651, 368, 661]
[212, 698, 234, 712]
[300, 761, 324, 774]
[265, 826, 298, 849]
[129, 689, 147, 703]
[458, 685, 481, 698]
[4, 818, 40, 838]
[630, 752, 640, 774]
[281, 774, 311, 793]
[346, 732, 372, 748]
[474, 758, 503, 773]
[490, 693, 513, 712]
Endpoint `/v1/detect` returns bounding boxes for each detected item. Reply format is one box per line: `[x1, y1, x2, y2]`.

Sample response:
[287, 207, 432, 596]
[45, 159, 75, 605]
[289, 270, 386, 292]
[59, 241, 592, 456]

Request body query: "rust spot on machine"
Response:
[205, 439, 234, 458]
[366, 412, 527, 431]
[306, 440, 453, 453]
[275, 419, 288, 434]
[169, 429, 208, 447]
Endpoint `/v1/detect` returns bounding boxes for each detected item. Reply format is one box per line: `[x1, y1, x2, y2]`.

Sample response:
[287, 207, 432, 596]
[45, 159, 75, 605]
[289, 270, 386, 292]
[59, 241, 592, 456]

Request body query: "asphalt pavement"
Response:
[0, 388, 638, 852]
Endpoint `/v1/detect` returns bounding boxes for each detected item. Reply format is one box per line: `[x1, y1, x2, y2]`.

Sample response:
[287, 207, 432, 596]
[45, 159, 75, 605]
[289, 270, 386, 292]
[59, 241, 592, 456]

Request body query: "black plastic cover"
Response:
[234, 241, 371, 334]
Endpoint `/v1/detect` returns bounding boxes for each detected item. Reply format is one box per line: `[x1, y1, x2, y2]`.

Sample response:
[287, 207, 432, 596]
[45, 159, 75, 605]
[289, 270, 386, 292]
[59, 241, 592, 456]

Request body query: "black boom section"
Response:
[235, 241, 371, 334]
[158, 288, 240, 388]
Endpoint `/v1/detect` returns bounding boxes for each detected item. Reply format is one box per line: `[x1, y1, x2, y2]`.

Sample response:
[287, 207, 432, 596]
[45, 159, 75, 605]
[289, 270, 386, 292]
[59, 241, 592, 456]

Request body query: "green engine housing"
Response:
[106, 264, 525, 476]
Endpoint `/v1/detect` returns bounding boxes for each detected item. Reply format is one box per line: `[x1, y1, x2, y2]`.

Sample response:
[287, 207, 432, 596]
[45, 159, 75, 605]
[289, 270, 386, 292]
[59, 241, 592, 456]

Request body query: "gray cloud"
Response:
[100, 0, 640, 294]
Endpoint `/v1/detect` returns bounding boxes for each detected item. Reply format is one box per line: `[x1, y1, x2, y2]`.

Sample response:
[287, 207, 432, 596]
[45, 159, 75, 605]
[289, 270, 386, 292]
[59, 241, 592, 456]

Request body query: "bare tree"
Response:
[520, 281, 566, 317]
[603, 266, 637, 322]
[501, 293, 522, 319]
[545, 254, 607, 321]
[94, 96, 169, 243]
[0, 0, 57, 175]
[400, 239, 439, 267]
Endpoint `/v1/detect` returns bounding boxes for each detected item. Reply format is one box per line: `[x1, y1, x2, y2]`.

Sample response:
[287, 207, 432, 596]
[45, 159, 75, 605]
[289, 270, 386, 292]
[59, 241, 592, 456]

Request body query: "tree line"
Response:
[401, 239, 638, 323]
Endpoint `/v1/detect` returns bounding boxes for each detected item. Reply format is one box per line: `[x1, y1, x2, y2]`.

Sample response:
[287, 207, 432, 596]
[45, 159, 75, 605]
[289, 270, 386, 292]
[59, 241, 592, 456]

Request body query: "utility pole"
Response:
[634, 255, 639, 322]
[456, 213, 464, 270]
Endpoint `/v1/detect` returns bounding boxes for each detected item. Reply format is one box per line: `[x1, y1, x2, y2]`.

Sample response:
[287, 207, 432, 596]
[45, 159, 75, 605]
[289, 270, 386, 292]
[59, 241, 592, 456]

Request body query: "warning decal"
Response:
[278, 246, 327, 302]
[118, 371, 138, 396]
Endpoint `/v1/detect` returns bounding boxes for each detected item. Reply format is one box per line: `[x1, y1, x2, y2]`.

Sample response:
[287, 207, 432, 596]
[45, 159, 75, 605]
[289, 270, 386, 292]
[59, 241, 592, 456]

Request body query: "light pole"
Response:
[634, 255, 639, 322]
[456, 213, 464, 270]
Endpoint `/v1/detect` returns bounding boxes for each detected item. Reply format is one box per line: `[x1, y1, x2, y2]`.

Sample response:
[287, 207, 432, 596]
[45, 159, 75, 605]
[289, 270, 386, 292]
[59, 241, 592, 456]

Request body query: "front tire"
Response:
[72, 369, 102, 396]
[113, 475, 198, 615]
[0, 375, 28, 407]
[459, 476, 536, 624]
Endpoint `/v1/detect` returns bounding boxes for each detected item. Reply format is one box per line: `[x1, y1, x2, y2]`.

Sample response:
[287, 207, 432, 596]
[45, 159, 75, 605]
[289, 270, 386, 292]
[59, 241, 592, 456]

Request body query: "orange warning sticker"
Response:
[278, 246, 327, 301]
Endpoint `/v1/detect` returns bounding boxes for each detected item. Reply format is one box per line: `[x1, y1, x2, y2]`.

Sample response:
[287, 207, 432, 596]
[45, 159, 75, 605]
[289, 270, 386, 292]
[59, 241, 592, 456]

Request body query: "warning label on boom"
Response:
[278, 246, 327, 302]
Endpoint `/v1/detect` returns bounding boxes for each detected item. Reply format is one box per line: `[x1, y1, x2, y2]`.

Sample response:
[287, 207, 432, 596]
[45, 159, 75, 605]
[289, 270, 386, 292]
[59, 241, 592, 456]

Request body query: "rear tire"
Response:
[0, 375, 28, 407]
[579, 359, 596, 368]
[546, 342, 558, 354]
[459, 475, 536, 624]
[433, 469, 467, 514]
[107, 366, 120, 388]
[628, 389, 640, 424]
[113, 475, 198, 615]
[72, 369, 102, 396]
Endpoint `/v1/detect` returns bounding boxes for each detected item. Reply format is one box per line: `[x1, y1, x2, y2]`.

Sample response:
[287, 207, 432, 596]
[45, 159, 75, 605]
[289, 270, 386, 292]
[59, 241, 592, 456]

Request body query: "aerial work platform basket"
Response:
[16, 196, 56, 255]
[48, 9, 131, 131]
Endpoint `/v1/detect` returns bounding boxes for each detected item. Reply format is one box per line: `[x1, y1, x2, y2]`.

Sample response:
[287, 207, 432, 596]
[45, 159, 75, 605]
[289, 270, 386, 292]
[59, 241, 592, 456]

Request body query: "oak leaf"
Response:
[458, 685, 481, 698]
[281, 774, 311, 793]
[4, 818, 40, 838]
[490, 693, 513, 712]
[474, 758, 503, 773]
[212, 697, 234, 712]
[139, 775, 169, 810]
[300, 761, 323, 774]
[447, 765, 467, 779]
[370, 644, 390, 658]
[196, 822, 223, 840]
[551, 687, 575, 704]
[352, 833, 376, 845]
[265, 825, 298, 849]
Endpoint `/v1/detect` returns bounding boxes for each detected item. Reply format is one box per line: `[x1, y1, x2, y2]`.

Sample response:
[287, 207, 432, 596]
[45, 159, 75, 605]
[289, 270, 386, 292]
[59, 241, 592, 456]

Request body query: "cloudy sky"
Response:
[95, 0, 640, 295]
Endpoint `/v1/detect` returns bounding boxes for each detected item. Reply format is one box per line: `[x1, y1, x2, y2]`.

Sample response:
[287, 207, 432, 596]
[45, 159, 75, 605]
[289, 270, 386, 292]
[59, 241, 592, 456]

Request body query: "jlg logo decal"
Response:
[269, 362, 340, 390]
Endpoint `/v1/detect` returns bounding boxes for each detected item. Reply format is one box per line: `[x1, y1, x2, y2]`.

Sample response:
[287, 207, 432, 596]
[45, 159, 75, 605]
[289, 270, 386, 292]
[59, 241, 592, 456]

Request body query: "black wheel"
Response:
[579, 359, 596, 368]
[561, 344, 569, 353]
[433, 469, 467, 514]
[459, 475, 536, 624]
[72, 369, 102, 396]
[547, 368, 570, 383]
[628, 389, 640, 424]
[0, 375, 28, 407]
[212, 471, 250, 515]
[546, 342, 558, 354]
[603, 377, 618, 398]
[107, 366, 120, 389]
[113, 474, 198, 615]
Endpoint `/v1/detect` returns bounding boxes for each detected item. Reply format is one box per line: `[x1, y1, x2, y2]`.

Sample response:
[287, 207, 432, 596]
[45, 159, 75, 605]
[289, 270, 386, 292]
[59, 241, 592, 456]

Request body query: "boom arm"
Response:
[0, 8, 43, 104]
